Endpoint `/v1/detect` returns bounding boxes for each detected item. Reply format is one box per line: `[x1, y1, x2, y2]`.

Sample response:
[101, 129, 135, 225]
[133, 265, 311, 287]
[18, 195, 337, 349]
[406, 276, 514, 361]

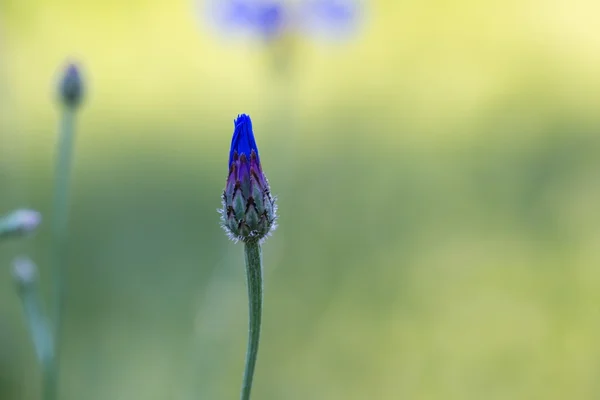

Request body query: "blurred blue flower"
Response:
[205, 0, 361, 42]
[298, 0, 363, 39]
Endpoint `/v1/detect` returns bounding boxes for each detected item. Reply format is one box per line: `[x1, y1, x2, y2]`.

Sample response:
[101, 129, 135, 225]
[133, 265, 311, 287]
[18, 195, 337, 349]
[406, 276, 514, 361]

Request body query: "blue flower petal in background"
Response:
[202, 0, 362, 42]
[204, 0, 289, 41]
[296, 0, 362, 41]
[255, 2, 287, 38]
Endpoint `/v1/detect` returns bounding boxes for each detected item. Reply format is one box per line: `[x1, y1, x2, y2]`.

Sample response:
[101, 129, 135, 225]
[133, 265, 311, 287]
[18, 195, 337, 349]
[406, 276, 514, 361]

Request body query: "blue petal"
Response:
[255, 3, 286, 38]
[229, 114, 260, 165]
[297, 0, 362, 40]
[222, 0, 255, 26]
[205, 0, 288, 40]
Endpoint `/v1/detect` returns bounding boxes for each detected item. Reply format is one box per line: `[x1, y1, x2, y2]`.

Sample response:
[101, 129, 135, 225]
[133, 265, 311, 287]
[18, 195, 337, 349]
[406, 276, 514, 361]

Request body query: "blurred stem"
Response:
[265, 38, 300, 179]
[16, 282, 56, 400]
[17, 286, 54, 368]
[50, 106, 77, 399]
[241, 241, 263, 400]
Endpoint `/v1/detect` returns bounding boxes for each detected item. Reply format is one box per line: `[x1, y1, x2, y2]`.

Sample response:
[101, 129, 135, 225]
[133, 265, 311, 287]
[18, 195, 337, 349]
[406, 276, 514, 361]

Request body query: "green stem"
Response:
[15, 280, 56, 400]
[42, 362, 58, 400]
[49, 106, 77, 399]
[18, 286, 54, 368]
[241, 241, 263, 400]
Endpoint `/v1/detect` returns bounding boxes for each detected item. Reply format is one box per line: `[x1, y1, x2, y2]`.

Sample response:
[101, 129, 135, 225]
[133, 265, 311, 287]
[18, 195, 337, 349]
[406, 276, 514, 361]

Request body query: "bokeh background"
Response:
[2, 0, 600, 399]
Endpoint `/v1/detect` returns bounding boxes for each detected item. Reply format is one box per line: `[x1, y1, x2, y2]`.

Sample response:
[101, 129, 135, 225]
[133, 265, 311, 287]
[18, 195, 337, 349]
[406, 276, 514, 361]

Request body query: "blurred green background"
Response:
[2, 0, 600, 399]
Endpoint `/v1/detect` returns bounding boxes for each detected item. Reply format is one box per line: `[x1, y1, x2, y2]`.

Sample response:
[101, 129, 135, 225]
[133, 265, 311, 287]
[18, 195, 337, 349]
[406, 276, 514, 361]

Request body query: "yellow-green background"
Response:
[1, 0, 600, 399]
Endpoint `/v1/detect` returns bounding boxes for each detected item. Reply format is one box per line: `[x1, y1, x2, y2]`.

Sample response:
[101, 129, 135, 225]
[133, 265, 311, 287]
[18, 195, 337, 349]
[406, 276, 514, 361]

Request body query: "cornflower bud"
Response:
[58, 63, 84, 108]
[12, 256, 38, 290]
[0, 209, 42, 239]
[221, 114, 277, 242]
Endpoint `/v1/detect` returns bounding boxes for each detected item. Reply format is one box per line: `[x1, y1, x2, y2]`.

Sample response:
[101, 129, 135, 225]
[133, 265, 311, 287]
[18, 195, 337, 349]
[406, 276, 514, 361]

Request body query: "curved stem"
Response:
[241, 241, 263, 400]
[49, 106, 77, 400]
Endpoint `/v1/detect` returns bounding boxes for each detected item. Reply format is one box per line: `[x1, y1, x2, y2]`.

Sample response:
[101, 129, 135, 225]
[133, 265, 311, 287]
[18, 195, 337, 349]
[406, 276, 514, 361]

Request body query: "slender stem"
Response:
[49, 106, 77, 399]
[42, 362, 59, 400]
[241, 241, 263, 400]
[18, 286, 54, 367]
[15, 281, 56, 400]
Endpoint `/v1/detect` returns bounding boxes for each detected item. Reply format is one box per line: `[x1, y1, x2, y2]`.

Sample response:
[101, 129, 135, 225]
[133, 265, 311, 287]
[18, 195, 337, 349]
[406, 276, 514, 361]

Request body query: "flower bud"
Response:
[12, 256, 38, 290]
[0, 209, 41, 239]
[221, 114, 277, 242]
[58, 63, 84, 108]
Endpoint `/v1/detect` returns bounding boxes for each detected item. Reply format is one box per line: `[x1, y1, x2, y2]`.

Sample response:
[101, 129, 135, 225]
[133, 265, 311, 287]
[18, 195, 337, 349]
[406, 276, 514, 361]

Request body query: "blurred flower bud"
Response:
[0, 209, 42, 239]
[58, 63, 84, 108]
[12, 257, 38, 290]
[221, 114, 277, 242]
[12, 256, 54, 364]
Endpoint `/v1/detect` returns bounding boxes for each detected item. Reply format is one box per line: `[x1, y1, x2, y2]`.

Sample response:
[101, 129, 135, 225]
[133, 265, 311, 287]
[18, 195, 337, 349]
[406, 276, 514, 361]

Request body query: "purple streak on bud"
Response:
[59, 62, 84, 108]
[221, 114, 277, 242]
